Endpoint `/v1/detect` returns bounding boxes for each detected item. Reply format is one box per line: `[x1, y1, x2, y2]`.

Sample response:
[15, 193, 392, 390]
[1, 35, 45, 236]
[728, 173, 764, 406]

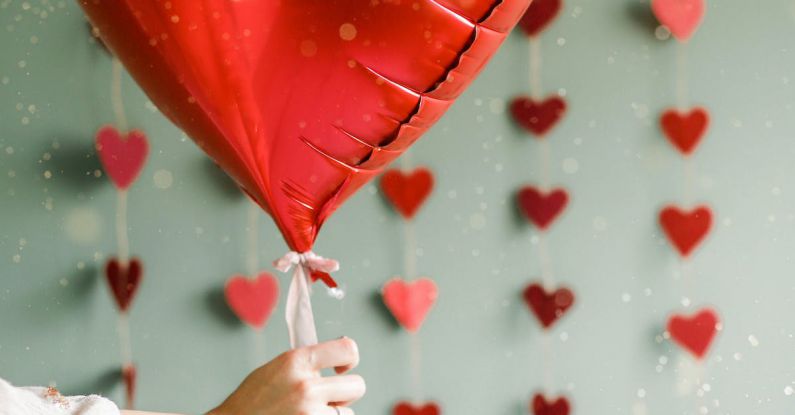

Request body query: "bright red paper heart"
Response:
[105, 257, 143, 313]
[95, 126, 148, 190]
[660, 107, 709, 155]
[80, 1, 531, 252]
[523, 283, 575, 329]
[122, 363, 136, 410]
[380, 168, 435, 220]
[667, 308, 719, 359]
[651, 0, 705, 42]
[225, 273, 279, 329]
[394, 401, 441, 415]
[659, 205, 712, 257]
[517, 186, 569, 230]
[510, 96, 567, 137]
[518, 0, 563, 37]
[383, 278, 438, 333]
[531, 394, 571, 415]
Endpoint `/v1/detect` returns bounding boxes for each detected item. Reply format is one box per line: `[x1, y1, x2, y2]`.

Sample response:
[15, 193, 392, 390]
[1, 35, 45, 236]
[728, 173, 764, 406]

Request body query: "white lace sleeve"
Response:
[0, 377, 120, 415]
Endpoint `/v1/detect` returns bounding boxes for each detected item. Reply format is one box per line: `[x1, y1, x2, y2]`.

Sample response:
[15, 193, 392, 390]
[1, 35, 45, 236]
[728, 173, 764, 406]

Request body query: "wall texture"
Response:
[3, 1, 795, 414]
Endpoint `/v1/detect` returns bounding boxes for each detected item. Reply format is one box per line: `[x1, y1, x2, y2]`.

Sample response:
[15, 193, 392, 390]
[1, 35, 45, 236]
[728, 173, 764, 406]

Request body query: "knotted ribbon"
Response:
[274, 251, 340, 349]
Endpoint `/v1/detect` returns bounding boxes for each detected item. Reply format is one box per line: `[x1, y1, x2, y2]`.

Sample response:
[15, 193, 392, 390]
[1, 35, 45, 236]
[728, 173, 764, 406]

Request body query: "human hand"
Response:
[209, 337, 365, 415]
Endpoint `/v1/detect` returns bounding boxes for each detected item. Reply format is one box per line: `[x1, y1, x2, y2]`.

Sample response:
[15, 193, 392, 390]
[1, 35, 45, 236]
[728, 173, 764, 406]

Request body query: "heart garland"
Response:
[659, 205, 712, 257]
[517, 186, 569, 230]
[104, 257, 143, 313]
[510, 96, 567, 137]
[382, 278, 438, 333]
[121, 364, 136, 411]
[651, 0, 705, 42]
[393, 402, 441, 415]
[225, 273, 280, 329]
[660, 107, 709, 156]
[667, 308, 720, 359]
[523, 283, 575, 329]
[517, 0, 563, 38]
[531, 394, 571, 415]
[95, 126, 148, 190]
[381, 168, 435, 220]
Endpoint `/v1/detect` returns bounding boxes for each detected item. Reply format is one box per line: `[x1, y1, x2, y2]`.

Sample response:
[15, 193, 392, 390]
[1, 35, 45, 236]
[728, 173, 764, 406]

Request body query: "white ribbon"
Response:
[274, 251, 340, 349]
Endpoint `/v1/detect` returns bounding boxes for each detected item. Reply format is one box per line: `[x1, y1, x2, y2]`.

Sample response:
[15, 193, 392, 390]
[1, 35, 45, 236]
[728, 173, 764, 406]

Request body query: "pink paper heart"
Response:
[651, 0, 705, 42]
[383, 278, 438, 333]
[224, 273, 279, 329]
[95, 126, 149, 190]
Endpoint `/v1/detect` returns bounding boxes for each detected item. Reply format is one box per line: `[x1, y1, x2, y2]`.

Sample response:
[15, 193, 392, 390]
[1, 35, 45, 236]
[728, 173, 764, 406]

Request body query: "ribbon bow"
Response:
[273, 251, 340, 349]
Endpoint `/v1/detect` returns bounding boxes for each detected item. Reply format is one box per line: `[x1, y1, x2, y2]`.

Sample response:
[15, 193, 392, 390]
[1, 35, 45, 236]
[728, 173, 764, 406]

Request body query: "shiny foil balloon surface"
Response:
[79, 0, 531, 252]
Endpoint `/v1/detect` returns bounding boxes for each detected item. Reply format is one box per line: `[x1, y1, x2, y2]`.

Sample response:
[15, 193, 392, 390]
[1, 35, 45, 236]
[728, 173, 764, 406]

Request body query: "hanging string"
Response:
[111, 58, 128, 132]
[530, 38, 543, 100]
[675, 43, 689, 111]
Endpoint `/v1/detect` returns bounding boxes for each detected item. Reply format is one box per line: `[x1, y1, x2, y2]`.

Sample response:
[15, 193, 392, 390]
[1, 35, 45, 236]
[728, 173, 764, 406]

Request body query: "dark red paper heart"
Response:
[105, 257, 143, 313]
[224, 273, 279, 329]
[380, 168, 435, 220]
[394, 401, 441, 415]
[531, 394, 571, 415]
[95, 126, 149, 190]
[660, 107, 709, 155]
[518, 0, 563, 37]
[523, 283, 575, 329]
[510, 96, 566, 137]
[122, 363, 136, 410]
[667, 308, 719, 359]
[659, 205, 712, 257]
[517, 186, 569, 230]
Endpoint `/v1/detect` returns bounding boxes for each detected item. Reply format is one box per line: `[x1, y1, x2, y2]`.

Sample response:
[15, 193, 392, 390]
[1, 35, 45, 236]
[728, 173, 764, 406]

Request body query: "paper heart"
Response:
[105, 257, 143, 313]
[122, 363, 136, 410]
[651, 0, 705, 42]
[531, 394, 571, 415]
[510, 96, 567, 137]
[523, 283, 575, 329]
[659, 205, 712, 257]
[224, 273, 279, 329]
[394, 401, 441, 415]
[95, 126, 148, 190]
[380, 168, 435, 220]
[80, 0, 531, 252]
[660, 107, 709, 155]
[667, 308, 719, 359]
[382, 278, 438, 333]
[518, 0, 563, 37]
[517, 186, 569, 230]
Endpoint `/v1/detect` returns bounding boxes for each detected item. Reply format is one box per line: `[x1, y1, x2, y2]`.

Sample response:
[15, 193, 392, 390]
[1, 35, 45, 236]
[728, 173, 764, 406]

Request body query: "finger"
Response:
[318, 405, 354, 415]
[315, 374, 366, 404]
[304, 337, 359, 371]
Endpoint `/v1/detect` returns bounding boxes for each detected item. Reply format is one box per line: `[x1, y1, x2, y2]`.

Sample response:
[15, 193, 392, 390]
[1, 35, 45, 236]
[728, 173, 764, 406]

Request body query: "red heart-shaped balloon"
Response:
[394, 401, 441, 415]
[80, 1, 531, 252]
[531, 394, 571, 415]
[510, 96, 567, 137]
[659, 205, 712, 257]
[651, 0, 705, 42]
[105, 257, 143, 313]
[667, 308, 719, 359]
[122, 363, 136, 410]
[517, 186, 569, 230]
[225, 273, 280, 329]
[518, 0, 563, 37]
[380, 168, 435, 220]
[383, 278, 438, 333]
[523, 283, 575, 329]
[660, 107, 709, 156]
[95, 126, 148, 190]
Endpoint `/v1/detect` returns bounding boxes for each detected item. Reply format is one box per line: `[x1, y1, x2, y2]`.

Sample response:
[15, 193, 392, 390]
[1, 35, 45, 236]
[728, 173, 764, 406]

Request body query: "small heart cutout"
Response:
[659, 205, 712, 257]
[531, 394, 571, 415]
[517, 186, 569, 230]
[660, 107, 709, 155]
[383, 278, 438, 333]
[523, 283, 575, 329]
[651, 0, 705, 42]
[224, 273, 280, 329]
[667, 308, 719, 359]
[380, 168, 435, 220]
[393, 401, 441, 415]
[105, 257, 143, 313]
[122, 363, 136, 410]
[510, 96, 567, 137]
[95, 125, 149, 190]
[518, 0, 563, 37]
